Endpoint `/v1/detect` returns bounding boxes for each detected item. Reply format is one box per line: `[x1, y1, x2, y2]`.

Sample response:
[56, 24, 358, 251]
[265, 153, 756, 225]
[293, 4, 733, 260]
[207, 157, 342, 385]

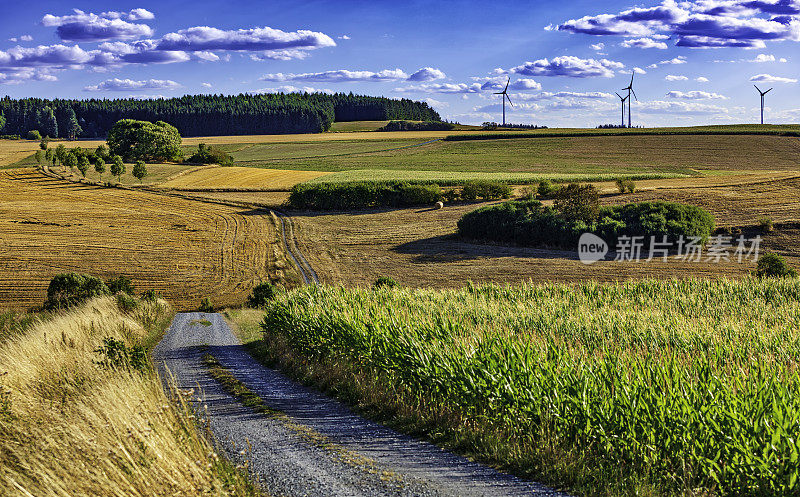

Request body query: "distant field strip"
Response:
[160, 166, 332, 190]
[305, 169, 691, 186]
[233, 138, 442, 164]
[0, 169, 293, 310]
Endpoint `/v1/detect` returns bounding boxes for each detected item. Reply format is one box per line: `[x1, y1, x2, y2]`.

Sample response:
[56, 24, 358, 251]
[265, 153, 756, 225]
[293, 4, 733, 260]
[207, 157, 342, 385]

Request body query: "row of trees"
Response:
[0, 93, 440, 139]
[34, 140, 147, 183]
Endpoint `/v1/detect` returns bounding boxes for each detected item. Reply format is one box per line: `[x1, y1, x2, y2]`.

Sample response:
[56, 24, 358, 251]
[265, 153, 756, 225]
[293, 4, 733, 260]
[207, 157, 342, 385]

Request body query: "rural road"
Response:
[153, 312, 568, 497]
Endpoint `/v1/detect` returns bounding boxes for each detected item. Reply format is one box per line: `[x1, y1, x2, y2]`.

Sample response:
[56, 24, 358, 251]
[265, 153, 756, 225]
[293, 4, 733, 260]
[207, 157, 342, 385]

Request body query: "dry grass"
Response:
[0, 169, 298, 310]
[160, 166, 331, 190]
[0, 297, 260, 496]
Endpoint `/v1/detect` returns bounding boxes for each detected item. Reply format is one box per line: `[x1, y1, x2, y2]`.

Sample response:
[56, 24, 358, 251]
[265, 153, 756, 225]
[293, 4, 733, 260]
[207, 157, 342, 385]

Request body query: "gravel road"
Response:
[153, 312, 569, 497]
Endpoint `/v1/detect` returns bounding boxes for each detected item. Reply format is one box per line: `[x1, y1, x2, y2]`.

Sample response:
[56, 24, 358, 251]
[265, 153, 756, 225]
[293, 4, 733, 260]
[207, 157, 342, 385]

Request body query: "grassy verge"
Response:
[0, 297, 263, 496]
[229, 280, 800, 497]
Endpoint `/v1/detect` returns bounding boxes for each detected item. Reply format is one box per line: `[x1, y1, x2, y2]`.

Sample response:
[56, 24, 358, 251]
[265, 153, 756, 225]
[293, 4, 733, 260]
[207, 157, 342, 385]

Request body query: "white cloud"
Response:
[750, 73, 798, 83]
[696, 76, 710, 82]
[621, 37, 668, 49]
[396, 82, 482, 94]
[201, 82, 212, 88]
[751, 53, 776, 62]
[666, 90, 728, 99]
[252, 85, 334, 94]
[84, 78, 182, 91]
[509, 56, 625, 78]
[647, 56, 687, 69]
[408, 67, 446, 82]
[262, 68, 408, 82]
[665, 74, 689, 81]
[41, 9, 154, 42]
[337, 35, 351, 40]
[424, 97, 449, 108]
[473, 76, 542, 91]
[590, 42, 605, 51]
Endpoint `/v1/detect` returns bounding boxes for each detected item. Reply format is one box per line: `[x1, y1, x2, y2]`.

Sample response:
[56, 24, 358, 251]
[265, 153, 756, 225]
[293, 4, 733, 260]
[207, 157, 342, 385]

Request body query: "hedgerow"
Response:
[458, 199, 715, 247]
[288, 181, 443, 210]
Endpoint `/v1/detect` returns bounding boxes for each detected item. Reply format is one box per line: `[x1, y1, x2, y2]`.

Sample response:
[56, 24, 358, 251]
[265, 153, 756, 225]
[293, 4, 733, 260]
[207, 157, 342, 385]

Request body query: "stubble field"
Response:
[0, 169, 297, 310]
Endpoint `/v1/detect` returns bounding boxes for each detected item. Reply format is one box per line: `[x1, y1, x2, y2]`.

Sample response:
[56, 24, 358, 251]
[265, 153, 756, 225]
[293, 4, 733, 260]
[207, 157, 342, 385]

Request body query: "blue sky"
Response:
[1, 0, 799, 127]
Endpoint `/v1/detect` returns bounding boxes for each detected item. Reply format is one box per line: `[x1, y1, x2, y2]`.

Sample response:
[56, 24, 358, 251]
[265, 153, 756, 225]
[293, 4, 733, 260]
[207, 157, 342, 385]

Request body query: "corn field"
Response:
[261, 279, 800, 495]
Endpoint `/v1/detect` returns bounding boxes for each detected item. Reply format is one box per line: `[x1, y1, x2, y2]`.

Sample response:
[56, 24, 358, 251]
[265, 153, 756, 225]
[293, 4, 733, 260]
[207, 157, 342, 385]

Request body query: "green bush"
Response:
[554, 183, 600, 223]
[199, 298, 214, 313]
[247, 282, 278, 308]
[44, 273, 110, 310]
[288, 182, 442, 210]
[140, 289, 161, 302]
[616, 178, 636, 194]
[26, 130, 42, 140]
[537, 180, 557, 197]
[373, 276, 399, 289]
[116, 293, 139, 313]
[758, 216, 774, 233]
[755, 253, 797, 278]
[186, 143, 233, 166]
[378, 120, 455, 131]
[460, 181, 511, 201]
[106, 275, 135, 295]
[458, 199, 715, 248]
[94, 337, 148, 372]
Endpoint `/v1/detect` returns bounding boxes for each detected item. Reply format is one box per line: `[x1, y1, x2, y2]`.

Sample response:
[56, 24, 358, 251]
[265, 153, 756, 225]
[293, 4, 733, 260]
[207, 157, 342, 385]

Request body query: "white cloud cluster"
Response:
[262, 67, 445, 83]
[621, 37, 668, 49]
[750, 73, 798, 82]
[42, 8, 155, 42]
[508, 56, 625, 78]
[665, 74, 689, 80]
[84, 78, 181, 91]
[665, 90, 728, 99]
[556, 0, 800, 49]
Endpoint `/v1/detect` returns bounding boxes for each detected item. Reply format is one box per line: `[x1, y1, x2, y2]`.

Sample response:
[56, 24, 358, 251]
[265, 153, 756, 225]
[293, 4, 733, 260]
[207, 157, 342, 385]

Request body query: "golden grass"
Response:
[0, 169, 298, 310]
[0, 297, 258, 496]
[160, 166, 331, 190]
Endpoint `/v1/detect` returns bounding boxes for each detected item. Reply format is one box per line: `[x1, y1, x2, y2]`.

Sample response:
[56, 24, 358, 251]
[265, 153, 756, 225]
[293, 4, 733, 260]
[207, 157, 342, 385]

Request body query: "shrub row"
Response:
[185, 143, 233, 166]
[288, 182, 443, 210]
[458, 199, 715, 248]
[378, 120, 455, 131]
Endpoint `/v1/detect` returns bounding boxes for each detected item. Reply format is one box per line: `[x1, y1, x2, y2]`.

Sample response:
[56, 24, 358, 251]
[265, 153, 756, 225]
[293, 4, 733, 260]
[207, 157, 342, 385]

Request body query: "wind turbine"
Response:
[493, 78, 514, 127]
[615, 92, 629, 128]
[622, 72, 638, 128]
[754, 85, 772, 125]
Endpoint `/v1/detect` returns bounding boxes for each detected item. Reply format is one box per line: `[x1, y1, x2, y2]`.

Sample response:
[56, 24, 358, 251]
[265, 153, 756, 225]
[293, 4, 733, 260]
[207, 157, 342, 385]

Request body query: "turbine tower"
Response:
[754, 85, 772, 125]
[615, 92, 629, 128]
[622, 72, 638, 128]
[493, 78, 514, 127]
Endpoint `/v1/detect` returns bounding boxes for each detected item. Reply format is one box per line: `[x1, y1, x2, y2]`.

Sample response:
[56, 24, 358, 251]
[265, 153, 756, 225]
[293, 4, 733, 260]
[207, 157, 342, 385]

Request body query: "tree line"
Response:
[0, 93, 441, 139]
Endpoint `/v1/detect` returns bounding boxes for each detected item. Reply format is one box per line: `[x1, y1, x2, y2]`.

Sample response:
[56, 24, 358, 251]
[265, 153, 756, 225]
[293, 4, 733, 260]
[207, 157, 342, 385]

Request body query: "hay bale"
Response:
[434, 201, 444, 210]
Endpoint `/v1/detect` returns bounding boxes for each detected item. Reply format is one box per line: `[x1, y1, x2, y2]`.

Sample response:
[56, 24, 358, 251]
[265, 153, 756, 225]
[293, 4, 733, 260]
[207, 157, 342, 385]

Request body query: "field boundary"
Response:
[443, 129, 800, 141]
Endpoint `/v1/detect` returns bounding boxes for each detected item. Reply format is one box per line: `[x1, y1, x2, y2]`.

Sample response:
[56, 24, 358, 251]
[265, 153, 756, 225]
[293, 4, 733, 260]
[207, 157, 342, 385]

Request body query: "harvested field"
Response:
[0, 169, 297, 310]
[292, 179, 800, 288]
[160, 166, 331, 190]
[180, 190, 291, 208]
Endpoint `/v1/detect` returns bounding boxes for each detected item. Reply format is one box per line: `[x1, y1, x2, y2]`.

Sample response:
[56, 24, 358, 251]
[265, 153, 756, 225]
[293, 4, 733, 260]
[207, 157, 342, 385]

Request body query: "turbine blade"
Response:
[632, 89, 638, 101]
[765, 88, 773, 94]
[615, 92, 623, 99]
[493, 91, 503, 94]
[630, 72, 635, 86]
[754, 85, 762, 93]
[506, 94, 514, 106]
[504, 77, 510, 92]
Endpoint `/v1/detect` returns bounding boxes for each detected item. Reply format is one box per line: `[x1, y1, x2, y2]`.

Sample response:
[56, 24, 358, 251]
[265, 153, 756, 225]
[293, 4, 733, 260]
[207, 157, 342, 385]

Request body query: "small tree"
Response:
[132, 160, 148, 183]
[39, 138, 49, 150]
[62, 151, 78, 173]
[554, 183, 600, 223]
[54, 144, 67, 168]
[94, 156, 106, 180]
[34, 150, 44, 166]
[77, 155, 90, 177]
[95, 144, 109, 160]
[110, 155, 125, 182]
[44, 148, 54, 165]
